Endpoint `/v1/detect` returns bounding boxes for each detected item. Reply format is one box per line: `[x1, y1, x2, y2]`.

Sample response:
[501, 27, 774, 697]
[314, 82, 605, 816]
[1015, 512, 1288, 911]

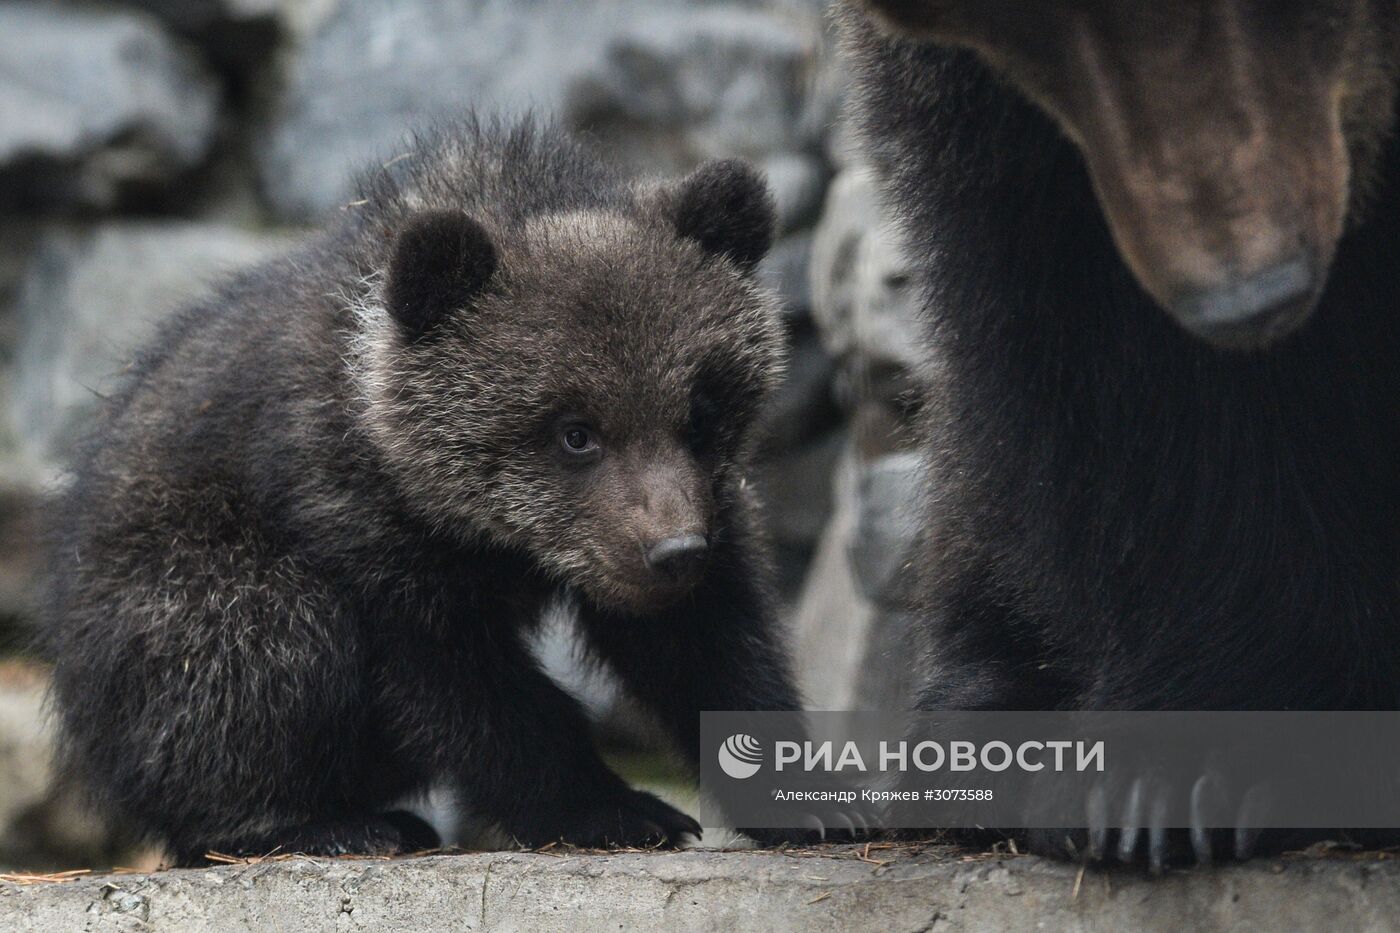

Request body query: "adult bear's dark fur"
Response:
[843, 1, 1400, 868]
[44, 117, 803, 864]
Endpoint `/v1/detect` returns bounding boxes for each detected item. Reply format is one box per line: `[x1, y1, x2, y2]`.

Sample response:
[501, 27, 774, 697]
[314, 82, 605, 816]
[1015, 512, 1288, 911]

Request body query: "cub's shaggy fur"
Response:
[44, 118, 801, 863]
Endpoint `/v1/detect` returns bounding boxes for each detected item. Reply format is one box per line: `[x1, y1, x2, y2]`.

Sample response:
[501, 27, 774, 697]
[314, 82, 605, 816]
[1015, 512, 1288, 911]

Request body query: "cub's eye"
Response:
[688, 389, 722, 453]
[560, 425, 599, 455]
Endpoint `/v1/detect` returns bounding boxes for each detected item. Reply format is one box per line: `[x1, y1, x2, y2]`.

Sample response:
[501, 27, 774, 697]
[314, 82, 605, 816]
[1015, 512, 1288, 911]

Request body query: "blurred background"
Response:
[0, 0, 925, 869]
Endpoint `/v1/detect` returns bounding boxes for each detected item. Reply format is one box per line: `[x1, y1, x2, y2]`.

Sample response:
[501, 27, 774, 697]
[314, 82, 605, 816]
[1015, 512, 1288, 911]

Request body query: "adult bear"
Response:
[842, 1, 1400, 868]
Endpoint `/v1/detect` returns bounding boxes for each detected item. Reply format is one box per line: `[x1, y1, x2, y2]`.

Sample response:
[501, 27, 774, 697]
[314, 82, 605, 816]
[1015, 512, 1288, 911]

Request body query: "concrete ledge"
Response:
[3, 846, 1399, 932]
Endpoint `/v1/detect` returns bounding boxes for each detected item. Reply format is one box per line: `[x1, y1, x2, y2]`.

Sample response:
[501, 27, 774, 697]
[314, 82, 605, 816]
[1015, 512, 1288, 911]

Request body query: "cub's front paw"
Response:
[280, 810, 442, 858]
[545, 789, 702, 849]
[182, 810, 442, 865]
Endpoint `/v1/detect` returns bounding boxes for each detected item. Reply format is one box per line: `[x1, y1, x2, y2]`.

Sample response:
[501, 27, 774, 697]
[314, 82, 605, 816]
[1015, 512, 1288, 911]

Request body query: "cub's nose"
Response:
[644, 533, 709, 577]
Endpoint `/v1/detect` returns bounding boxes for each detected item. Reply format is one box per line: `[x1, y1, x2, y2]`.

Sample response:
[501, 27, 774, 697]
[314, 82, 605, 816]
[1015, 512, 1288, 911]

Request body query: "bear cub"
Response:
[44, 117, 802, 864]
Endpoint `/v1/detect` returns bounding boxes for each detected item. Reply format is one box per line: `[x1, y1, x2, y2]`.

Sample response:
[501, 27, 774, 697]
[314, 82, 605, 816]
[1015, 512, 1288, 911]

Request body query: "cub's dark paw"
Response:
[182, 810, 442, 865]
[376, 810, 446, 852]
[275, 810, 443, 858]
[546, 789, 702, 849]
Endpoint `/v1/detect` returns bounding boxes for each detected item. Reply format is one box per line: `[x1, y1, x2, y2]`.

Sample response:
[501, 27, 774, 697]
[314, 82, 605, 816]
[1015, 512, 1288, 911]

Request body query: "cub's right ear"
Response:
[664, 159, 776, 273]
[385, 210, 497, 340]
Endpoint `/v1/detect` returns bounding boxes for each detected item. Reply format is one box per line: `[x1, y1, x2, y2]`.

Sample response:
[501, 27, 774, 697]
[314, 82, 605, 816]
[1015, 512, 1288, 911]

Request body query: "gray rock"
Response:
[789, 444, 920, 711]
[810, 168, 881, 360]
[809, 167, 923, 376]
[760, 153, 826, 234]
[0, 4, 219, 210]
[848, 451, 923, 606]
[851, 219, 924, 373]
[758, 428, 842, 601]
[851, 607, 919, 710]
[570, 7, 820, 172]
[789, 524, 864, 711]
[8, 222, 296, 482]
[789, 448, 873, 710]
[753, 321, 842, 595]
[758, 428, 843, 556]
[758, 233, 814, 320]
[757, 323, 839, 453]
[258, 0, 824, 220]
[853, 449, 924, 706]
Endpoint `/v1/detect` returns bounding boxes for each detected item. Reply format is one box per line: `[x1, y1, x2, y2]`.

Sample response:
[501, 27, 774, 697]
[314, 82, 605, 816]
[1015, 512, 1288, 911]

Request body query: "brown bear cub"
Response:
[43, 117, 803, 864]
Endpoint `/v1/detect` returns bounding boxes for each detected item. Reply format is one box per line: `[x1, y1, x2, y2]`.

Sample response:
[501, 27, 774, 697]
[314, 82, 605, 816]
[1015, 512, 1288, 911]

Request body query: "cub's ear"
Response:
[385, 210, 497, 339]
[663, 159, 775, 273]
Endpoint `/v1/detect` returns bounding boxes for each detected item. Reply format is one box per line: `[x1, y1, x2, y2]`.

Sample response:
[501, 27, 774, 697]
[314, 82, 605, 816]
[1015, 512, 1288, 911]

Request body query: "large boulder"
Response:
[848, 451, 922, 607]
[758, 232, 815, 321]
[809, 166, 924, 381]
[257, 0, 827, 220]
[789, 451, 876, 711]
[0, 4, 220, 211]
[753, 320, 843, 596]
[563, 6, 821, 168]
[789, 448, 918, 711]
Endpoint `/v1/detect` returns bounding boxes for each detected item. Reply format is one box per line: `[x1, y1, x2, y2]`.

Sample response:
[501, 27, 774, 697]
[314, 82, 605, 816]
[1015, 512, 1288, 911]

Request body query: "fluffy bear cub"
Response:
[43, 117, 803, 864]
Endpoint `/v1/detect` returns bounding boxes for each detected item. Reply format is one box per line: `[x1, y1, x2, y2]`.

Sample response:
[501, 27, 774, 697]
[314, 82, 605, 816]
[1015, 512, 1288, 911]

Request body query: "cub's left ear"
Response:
[385, 210, 498, 340]
[663, 159, 776, 273]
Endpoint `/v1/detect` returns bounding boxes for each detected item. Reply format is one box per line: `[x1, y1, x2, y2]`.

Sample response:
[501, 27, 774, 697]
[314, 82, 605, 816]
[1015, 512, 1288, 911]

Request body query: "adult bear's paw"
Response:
[1026, 773, 1278, 873]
